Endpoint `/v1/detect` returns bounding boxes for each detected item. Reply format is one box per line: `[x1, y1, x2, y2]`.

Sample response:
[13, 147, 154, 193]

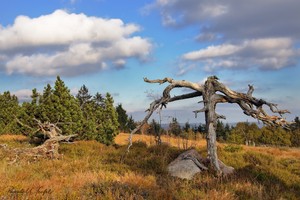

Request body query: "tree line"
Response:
[1, 76, 299, 147]
[142, 117, 300, 147]
[0, 76, 134, 145]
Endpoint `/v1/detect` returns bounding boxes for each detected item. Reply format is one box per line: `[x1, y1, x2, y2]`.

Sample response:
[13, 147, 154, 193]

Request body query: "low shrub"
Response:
[224, 144, 243, 153]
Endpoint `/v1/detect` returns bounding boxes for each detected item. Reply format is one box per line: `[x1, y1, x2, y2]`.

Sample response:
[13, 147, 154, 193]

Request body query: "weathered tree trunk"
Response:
[204, 77, 221, 174]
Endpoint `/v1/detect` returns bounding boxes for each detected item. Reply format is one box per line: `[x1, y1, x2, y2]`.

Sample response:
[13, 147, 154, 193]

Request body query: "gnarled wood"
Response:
[129, 76, 291, 176]
[34, 118, 62, 139]
[7, 119, 77, 163]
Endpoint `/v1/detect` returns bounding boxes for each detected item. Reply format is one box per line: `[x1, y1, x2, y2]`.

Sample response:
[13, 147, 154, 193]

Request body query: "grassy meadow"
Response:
[0, 133, 299, 199]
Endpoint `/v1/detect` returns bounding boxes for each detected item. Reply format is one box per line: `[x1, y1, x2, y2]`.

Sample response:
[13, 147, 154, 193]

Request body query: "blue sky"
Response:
[0, 0, 299, 124]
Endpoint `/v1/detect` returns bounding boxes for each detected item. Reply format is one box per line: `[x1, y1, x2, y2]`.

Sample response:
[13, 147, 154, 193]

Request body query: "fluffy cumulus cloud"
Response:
[183, 38, 298, 72]
[147, 0, 300, 73]
[0, 10, 152, 76]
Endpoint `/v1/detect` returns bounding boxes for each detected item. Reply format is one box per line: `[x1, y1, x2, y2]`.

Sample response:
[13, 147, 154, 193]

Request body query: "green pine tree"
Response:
[40, 76, 83, 135]
[127, 115, 136, 131]
[76, 85, 97, 140]
[169, 117, 181, 136]
[76, 84, 92, 108]
[95, 93, 119, 145]
[18, 88, 41, 135]
[116, 104, 129, 132]
[0, 91, 20, 134]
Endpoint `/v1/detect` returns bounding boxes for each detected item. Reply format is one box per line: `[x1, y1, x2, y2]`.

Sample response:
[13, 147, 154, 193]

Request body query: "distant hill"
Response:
[160, 121, 264, 130]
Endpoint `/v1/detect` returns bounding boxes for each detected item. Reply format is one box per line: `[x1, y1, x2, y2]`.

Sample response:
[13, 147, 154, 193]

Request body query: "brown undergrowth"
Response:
[0, 133, 299, 199]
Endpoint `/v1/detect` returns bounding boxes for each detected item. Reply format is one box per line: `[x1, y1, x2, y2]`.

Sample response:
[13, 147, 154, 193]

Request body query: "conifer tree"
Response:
[76, 85, 97, 140]
[149, 119, 161, 135]
[18, 88, 41, 134]
[41, 76, 83, 135]
[95, 93, 119, 145]
[39, 84, 55, 122]
[169, 117, 181, 136]
[290, 117, 300, 146]
[216, 120, 226, 141]
[76, 84, 92, 108]
[127, 115, 136, 131]
[0, 91, 20, 134]
[116, 104, 129, 132]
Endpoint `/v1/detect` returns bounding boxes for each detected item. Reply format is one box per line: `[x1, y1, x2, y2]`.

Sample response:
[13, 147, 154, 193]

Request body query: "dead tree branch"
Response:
[129, 76, 292, 175]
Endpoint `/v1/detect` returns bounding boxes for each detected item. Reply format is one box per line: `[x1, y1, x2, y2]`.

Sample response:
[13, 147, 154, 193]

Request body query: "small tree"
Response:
[183, 121, 191, 133]
[0, 91, 20, 134]
[290, 117, 300, 146]
[76, 84, 92, 108]
[51, 76, 83, 135]
[94, 93, 119, 145]
[149, 119, 162, 144]
[127, 116, 136, 131]
[216, 120, 226, 141]
[259, 126, 291, 146]
[169, 117, 181, 136]
[18, 89, 42, 135]
[116, 104, 129, 132]
[227, 123, 245, 144]
[76, 85, 97, 140]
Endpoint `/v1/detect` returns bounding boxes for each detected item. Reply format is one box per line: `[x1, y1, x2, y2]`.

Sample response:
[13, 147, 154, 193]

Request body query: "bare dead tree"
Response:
[7, 119, 77, 163]
[128, 76, 291, 175]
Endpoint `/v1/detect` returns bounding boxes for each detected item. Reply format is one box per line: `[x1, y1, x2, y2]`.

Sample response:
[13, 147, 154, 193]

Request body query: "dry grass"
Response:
[116, 132, 207, 149]
[0, 133, 299, 199]
[116, 133, 300, 158]
[0, 134, 28, 143]
[244, 145, 300, 159]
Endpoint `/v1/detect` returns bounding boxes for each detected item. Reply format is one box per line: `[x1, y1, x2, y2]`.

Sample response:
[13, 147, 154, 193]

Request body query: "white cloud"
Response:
[183, 44, 240, 60]
[0, 10, 152, 76]
[11, 89, 32, 102]
[147, 0, 300, 74]
[182, 38, 298, 72]
[70, 87, 79, 96]
[148, 0, 300, 39]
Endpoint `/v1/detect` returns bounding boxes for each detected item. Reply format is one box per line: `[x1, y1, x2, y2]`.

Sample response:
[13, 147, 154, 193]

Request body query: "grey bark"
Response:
[204, 76, 221, 174]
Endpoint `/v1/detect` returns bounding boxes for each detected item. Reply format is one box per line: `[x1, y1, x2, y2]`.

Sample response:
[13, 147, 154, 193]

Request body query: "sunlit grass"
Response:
[0, 133, 299, 199]
[116, 132, 207, 149]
